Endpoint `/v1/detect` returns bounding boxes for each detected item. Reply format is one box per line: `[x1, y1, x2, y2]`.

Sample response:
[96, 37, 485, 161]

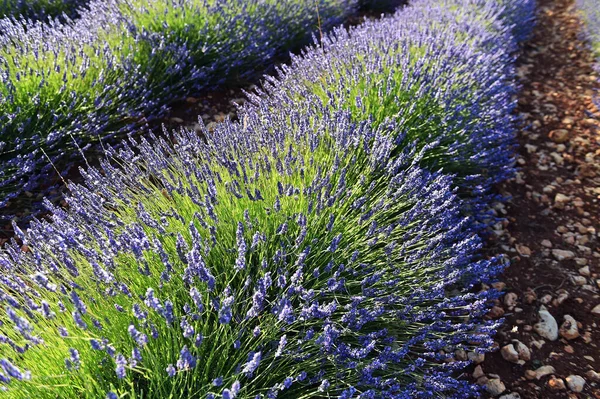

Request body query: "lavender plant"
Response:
[0, 106, 502, 398]
[0, 0, 89, 20]
[244, 0, 534, 222]
[0, 0, 534, 397]
[0, 0, 359, 209]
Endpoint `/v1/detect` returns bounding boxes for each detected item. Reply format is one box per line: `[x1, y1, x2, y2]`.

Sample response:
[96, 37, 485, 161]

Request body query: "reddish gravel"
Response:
[477, 0, 600, 397]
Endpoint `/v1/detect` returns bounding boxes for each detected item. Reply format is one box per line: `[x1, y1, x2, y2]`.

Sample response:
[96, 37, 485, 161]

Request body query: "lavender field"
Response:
[0, 0, 535, 398]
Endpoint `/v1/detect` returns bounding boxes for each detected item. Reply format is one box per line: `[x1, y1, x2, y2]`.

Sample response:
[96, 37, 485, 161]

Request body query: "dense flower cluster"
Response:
[244, 0, 534, 227]
[0, 0, 359, 209]
[0, 0, 89, 20]
[0, 0, 534, 398]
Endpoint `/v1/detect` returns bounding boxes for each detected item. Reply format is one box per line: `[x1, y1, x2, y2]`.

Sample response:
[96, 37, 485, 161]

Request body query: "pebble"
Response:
[549, 129, 569, 143]
[504, 292, 518, 308]
[572, 275, 587, 286]
[468, 351, 485, 364]
[553, 193, 570, 209]
[514, 340, 531, 361]
[552, 249, 575, 261]
[501, 344, 519, 363]
[559, 315, 580, 340]
[486, 379, 506, 396]
[565, 375, 585, 392]
[499, 394, 521, 399]
[516, 245, 532, 257]
[534, 306, 559, 341]
[554, 289, 569, 306]
[579, 266, 591, 276]
[535, 365, 556, 380]
[548, 377, 566, 390]
[525, 370, 537, 380]
[586, 370, 600, 382]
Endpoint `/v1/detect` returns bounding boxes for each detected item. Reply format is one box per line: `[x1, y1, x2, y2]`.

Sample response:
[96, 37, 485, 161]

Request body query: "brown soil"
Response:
[478, 0, 600, 397]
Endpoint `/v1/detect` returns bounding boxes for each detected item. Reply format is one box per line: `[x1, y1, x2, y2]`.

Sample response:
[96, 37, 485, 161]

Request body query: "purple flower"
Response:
[65, 348, 80, 371]
[115, 354, 127, 379]
[128, 325, 148, 347]
[166, 364, 176, 377]
[219, 289, 234, 325]
[241, 352, 261, 377]
[176, 345, 196, 371]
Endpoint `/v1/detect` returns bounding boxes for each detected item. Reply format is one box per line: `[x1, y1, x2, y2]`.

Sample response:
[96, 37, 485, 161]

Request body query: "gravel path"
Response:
[476, 0, 600, 397]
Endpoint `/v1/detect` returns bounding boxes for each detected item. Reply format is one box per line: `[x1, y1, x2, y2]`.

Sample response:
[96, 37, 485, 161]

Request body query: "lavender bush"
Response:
[0, 0, 89, 20]
[244, 0, 534, 224]
[0, 0, 358, 209]
[0, 0, 533, 397]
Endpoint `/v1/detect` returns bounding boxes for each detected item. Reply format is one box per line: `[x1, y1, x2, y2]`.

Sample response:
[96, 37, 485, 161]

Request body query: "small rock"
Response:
[499, 394, 521, 399]
[591, 304, 600, 315]
[535, 365, 556, 380]
[552, 249, 575, 261]
[468, 351, 485, 364]
[559, 315, 580, 340]
[549, 129, 569, 143]
[572, 275, 587, 286]
[576, 258, 589, 266]
[548, 377, 566, 390]
[501, 344, 520, 363]
[554, 289, 569, 306]
[514, 340, 531, 361]
[504, 292, 518, 308]
[535, 306, 559, 341]
[531, 340, 545, 349]
[579, 266, 591, 277]
[455, 349, 467, 361]
[486, 379, 506, 396]
[553, 193, 570, 209]
[585, 370, 600, 382]
[525, 370, 537, 380]
[541, 239, 553, 248]
[566, 375, 585, 393]
[516, 245, 532, 257]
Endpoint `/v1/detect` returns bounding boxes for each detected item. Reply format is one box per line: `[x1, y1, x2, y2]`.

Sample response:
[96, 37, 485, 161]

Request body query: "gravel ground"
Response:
[475, 0, 600, 397]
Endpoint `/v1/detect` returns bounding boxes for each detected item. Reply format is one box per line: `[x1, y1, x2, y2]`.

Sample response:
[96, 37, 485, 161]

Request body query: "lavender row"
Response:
[242, 0, 534, 227]
[0, 0, 359, 209]
[0, 0, 89, 20]
[0, 0, 532, 397]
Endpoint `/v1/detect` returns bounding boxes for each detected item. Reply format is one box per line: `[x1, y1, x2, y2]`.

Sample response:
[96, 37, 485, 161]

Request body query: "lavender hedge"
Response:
[0, 0, 358, 209]
[0, 0, 533, 397]
[244, 0, 534, 225]
[0, 0, 89, 20]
